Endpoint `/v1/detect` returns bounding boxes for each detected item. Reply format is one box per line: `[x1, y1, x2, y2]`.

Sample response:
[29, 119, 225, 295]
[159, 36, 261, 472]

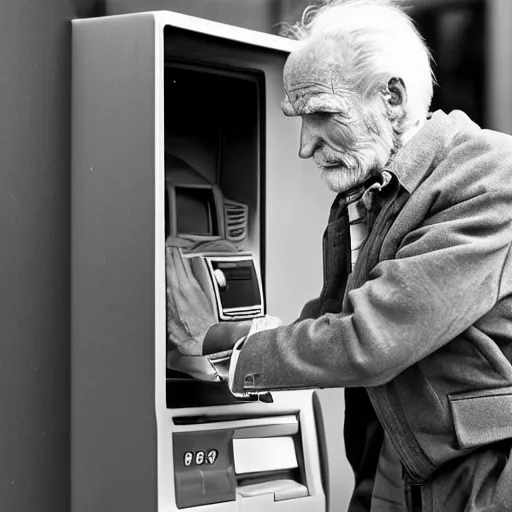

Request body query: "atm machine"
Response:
[71, 9, 348, 512]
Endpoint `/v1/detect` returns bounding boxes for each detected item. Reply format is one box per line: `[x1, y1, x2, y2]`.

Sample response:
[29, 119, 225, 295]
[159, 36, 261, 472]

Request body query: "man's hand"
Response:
[165, 241, 282, 385]
[168, 313, 281, 384]
[166, 245, 217, 356]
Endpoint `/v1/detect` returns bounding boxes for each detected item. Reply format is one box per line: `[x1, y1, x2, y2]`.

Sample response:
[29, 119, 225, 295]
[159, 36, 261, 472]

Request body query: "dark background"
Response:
[413, 0, 486, 127]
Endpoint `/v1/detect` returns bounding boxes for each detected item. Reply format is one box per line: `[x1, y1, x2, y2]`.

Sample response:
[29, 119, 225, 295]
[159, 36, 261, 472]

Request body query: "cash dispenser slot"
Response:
[173, 416, 308, 509]
[234, 435, 308, 502]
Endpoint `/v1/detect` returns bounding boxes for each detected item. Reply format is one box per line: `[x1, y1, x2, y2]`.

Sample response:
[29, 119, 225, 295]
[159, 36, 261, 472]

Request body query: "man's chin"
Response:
[320, 168, 361, 193]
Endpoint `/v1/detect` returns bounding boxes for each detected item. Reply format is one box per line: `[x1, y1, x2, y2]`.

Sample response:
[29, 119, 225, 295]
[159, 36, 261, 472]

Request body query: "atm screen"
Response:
[213, 260, 262, 309]
[176, 187, 218, 236]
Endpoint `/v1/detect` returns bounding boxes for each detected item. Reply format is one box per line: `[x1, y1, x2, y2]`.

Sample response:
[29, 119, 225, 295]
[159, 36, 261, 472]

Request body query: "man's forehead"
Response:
[282, 37, 351, 116]
[283, 39, 340, 89]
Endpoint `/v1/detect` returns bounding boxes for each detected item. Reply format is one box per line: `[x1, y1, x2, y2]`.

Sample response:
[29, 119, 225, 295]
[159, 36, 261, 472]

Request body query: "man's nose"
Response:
[298, 117, 321, 159]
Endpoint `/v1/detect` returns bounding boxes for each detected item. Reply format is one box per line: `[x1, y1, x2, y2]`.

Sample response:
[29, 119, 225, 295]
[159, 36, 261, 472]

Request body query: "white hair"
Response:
[281, 0, 435, 123]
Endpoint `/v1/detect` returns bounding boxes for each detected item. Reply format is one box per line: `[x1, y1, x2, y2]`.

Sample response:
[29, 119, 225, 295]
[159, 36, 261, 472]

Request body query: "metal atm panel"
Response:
[72, 10, 338, 512]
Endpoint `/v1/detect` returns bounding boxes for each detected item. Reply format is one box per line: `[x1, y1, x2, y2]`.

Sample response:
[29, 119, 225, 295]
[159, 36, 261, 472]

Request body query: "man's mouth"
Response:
[319, 163, 343, 170]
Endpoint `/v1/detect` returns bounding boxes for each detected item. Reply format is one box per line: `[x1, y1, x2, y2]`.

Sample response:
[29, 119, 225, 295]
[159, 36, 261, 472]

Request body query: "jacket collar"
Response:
[387, 110, 464, 194]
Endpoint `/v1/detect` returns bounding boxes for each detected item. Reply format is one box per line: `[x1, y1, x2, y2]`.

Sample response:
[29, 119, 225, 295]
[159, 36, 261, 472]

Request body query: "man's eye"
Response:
[313, 111, 334, 122]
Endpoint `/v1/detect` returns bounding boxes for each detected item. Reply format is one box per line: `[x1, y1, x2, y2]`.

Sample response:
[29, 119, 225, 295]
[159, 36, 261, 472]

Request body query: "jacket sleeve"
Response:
[230, 184, 512, 394]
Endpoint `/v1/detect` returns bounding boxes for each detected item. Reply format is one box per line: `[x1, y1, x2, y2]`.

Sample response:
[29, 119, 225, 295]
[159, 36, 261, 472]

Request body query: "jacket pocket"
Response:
[449, 386, 512, 449]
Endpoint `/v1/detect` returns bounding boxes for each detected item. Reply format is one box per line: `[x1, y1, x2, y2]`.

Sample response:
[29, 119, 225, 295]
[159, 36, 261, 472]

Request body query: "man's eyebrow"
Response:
[284, 95, 353, 117]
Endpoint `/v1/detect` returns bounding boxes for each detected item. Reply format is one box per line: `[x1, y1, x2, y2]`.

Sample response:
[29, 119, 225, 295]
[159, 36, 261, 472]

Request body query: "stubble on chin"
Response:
[320, 165, 369, 193]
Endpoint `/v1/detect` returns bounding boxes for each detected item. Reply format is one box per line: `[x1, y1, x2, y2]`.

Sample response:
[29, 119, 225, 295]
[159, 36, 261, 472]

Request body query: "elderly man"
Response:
[207, 0, 512, 510]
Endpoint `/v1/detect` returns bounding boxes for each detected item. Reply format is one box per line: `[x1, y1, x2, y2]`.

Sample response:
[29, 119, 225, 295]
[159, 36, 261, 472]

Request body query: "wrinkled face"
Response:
[282, 40, 397, 193]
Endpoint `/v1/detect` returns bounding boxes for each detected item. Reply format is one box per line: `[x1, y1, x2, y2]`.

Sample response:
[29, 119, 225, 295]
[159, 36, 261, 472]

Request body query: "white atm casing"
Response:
[71, 10, 348, 512]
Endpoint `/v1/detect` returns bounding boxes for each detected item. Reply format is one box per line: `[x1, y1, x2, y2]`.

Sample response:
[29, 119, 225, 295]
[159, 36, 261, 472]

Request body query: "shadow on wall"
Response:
[96, 0, 281, 32]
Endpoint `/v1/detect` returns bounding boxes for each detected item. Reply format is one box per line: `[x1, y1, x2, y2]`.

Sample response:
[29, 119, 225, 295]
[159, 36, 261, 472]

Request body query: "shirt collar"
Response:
[361, 170, 393, 210]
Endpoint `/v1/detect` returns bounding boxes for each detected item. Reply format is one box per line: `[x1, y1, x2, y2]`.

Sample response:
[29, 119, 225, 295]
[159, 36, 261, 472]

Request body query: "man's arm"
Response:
[230, 184, 512, 395]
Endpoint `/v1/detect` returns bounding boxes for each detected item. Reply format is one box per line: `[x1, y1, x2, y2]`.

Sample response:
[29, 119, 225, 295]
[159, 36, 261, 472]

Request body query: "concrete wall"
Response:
[0, 0, 87, 511]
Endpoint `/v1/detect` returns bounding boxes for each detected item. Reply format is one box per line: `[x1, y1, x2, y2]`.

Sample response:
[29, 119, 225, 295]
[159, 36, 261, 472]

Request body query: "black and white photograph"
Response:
[2, 1, 512, 511]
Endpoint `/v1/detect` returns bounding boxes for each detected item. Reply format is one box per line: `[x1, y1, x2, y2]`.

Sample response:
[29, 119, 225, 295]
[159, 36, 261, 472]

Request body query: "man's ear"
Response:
[381, 77, 407, 122]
